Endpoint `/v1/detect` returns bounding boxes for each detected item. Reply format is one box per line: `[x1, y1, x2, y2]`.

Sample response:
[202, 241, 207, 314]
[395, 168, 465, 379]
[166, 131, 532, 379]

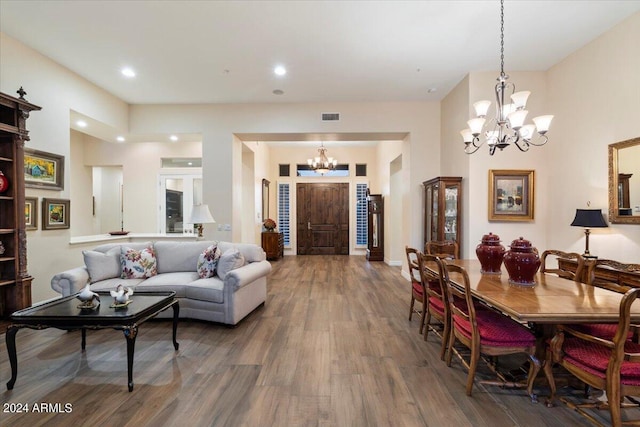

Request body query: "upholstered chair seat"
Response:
[560, 338, 640, 386]
[453, 309, 536, 348]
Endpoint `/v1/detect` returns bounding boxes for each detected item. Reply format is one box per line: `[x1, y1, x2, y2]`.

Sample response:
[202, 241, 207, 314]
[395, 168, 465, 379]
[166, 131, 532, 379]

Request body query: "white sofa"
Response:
[50, 240, 271, 325]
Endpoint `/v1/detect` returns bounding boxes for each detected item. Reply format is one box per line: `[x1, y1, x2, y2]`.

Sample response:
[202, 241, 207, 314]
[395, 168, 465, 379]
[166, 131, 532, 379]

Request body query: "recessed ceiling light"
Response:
[427, 88, 437, 93]
[121, 67, 136, 78]
[76, 120, 87, 128]
[272, 89, 284, 95]
[170, 135, 178, 142]
[116, 136, 125, 142]
[274, 65, 287, 76]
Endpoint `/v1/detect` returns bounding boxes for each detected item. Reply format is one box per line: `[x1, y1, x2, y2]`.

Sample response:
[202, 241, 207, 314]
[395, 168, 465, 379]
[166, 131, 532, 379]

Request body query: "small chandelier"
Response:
[307, 142, 337, 175]
[460, 0, 553, 155]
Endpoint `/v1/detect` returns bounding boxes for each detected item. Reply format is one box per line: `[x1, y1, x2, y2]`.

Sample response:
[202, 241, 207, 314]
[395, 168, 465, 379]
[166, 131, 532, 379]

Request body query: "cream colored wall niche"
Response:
[77, 134, 202, 235]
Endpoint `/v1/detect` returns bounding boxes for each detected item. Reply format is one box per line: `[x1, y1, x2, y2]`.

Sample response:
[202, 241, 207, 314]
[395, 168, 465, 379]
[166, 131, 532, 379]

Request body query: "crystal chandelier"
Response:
[307, 142, 337, 174]
[460, 0, 553, 155]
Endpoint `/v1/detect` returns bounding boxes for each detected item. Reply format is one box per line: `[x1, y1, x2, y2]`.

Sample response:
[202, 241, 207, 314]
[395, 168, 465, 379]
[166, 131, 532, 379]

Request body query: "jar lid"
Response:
[481, 232, 501, 243]
[509, 236, 534, 251]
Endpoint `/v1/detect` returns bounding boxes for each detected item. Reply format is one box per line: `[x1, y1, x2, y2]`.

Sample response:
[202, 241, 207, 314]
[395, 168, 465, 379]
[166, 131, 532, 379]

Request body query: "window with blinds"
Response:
[278, 183, 290, 246]
[356, 183, 368, 246]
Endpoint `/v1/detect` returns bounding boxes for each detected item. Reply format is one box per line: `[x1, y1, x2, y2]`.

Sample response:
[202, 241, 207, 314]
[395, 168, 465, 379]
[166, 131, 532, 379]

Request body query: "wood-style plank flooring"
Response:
[0, 255, 630, 426]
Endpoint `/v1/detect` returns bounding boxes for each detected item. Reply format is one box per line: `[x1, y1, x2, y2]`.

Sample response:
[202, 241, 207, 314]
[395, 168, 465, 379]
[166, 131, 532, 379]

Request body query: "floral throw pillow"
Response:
[197, 243, 221, 278]
[121, 245, 157, 279]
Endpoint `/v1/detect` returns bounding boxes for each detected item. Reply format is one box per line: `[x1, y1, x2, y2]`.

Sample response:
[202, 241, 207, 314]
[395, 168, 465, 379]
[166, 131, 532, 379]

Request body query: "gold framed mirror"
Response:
[608, 136, 640, 224]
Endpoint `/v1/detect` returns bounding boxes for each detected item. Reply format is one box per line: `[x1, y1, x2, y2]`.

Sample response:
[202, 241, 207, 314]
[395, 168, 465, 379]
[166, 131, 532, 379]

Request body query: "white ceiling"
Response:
[2, 0, 639, 106]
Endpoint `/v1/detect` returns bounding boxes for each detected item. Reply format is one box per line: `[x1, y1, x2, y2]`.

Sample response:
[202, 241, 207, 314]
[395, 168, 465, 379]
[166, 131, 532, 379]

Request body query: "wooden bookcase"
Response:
[0, 90, 40, 317]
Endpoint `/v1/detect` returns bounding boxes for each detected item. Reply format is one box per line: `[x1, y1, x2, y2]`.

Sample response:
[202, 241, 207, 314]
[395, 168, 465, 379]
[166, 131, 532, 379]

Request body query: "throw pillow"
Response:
[83, 247, 121, 282]
[216, 248, 245, 280]
[197, 243, 221, 278]
[121, 245, 158, 279]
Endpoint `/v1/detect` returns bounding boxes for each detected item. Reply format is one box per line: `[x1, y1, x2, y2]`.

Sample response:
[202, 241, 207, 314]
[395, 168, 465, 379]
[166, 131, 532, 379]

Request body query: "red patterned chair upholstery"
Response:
[545, 287, 640, 426]
[444, 263, 545, 402]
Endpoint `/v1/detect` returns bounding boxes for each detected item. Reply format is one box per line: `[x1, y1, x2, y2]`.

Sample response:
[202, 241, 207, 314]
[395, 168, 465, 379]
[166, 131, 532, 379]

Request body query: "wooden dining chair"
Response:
[425, 240, 459, 260]
[443, 263, 543, 402]
[577, 259, 640, 343]
[416, 252, 449, 360]
[544, 287, 640, 427]
[406, 246, 427, 334]
[541, 250, 586, 282]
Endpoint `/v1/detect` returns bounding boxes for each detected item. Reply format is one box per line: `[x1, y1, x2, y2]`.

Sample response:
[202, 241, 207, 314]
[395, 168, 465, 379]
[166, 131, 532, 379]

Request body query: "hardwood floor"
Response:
[0, 255, 630, 426]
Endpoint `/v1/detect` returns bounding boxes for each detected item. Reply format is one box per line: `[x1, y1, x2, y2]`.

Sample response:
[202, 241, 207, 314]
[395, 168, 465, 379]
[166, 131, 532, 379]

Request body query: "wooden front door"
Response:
[297, 183, 349, 255]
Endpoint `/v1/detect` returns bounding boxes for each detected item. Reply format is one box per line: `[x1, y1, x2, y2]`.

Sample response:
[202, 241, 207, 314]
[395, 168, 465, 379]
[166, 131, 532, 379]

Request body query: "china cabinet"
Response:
[423, 176, 462, 258]
[366, 192, 384, 261]
[0, 89, 40, 318]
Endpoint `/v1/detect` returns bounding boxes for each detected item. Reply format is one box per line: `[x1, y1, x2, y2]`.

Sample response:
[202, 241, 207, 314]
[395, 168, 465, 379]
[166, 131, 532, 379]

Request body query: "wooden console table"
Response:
[559, 258, 640, 291]
[262, 231, 284, 260]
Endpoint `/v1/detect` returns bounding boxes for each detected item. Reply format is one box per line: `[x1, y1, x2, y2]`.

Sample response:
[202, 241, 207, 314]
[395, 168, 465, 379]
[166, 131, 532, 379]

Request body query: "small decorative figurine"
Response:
[0, 241, 5, 255]
[77, 283, 100, 310]
[110, 284, 134, 307]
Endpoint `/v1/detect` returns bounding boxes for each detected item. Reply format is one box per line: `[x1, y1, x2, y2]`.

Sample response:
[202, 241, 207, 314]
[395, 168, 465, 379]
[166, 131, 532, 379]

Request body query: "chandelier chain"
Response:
[500, 0, 505, 77]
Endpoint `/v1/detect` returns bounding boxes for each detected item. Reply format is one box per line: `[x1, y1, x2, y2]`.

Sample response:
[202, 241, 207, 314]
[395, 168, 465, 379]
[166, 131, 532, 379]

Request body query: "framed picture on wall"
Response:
[24, 149, 65, 190]
[42, 198, 70, 230]
[25, 197, 38, 230]
[488, 169, 534, 221]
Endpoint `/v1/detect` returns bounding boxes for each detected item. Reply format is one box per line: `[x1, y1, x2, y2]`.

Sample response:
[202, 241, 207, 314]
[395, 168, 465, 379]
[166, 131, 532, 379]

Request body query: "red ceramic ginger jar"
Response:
[0, 171, 8, 194]
[475, 232, 505, 274]
[503, 237, 540, 286]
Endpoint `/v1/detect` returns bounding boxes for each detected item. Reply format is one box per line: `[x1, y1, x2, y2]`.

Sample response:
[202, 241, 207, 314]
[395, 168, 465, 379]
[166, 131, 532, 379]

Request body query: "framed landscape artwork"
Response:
[25, 197, 38, 230]
[42, 198, 70, 230]
[24, 149, 65, 190]
[488, 169, 534, 221]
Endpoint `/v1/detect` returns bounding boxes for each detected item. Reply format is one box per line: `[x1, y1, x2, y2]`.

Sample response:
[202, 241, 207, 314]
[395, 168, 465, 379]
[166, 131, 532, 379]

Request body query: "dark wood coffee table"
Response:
[5, 291, 179, 392]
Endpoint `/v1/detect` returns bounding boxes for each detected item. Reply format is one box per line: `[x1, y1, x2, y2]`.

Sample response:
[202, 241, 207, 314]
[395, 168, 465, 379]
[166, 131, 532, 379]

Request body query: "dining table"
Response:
[426, 258, 640, 370]
[440, 259, 640, 325]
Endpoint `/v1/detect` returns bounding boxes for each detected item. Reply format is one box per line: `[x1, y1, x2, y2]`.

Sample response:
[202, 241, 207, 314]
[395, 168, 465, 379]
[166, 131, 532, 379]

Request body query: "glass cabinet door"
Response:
[430, 183, 439, 241]
[426, 185, 434, 241]
[444, 184, 458, 242]
[371, 208, 380, 247]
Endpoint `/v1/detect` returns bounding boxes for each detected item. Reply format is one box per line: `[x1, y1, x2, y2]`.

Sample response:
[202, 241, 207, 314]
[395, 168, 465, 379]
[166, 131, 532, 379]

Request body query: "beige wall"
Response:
[440, 11, 640, 262]
[545, 11, 640, 261]
[1, 33, 130, 303]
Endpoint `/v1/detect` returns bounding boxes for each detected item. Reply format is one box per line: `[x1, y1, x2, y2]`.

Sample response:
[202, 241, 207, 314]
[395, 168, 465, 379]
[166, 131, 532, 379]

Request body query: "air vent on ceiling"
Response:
[321, 112, 340, 121]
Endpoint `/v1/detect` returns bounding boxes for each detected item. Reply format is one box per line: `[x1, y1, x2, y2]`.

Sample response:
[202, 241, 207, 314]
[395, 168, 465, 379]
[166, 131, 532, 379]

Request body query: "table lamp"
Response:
[570, 208, 608, 258]
[190, 204, 216, 239]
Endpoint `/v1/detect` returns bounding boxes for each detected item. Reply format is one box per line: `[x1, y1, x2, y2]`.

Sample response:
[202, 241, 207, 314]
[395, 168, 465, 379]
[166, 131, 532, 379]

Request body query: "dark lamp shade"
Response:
[570, 209, 608, 228]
